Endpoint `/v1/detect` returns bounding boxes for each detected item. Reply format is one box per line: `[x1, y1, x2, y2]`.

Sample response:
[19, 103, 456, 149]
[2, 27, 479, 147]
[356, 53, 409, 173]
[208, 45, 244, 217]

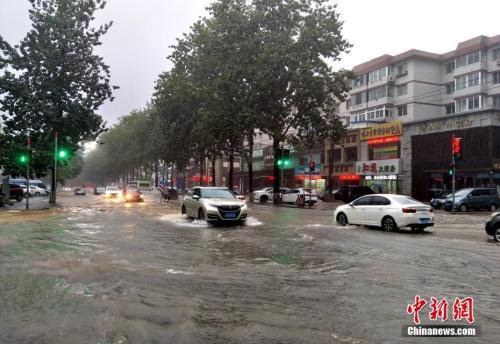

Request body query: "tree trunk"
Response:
[211, 154, 216, 186]
[247, 131, 254, 194]
[273, 139, 281, 204]
[228, 149, 234, 190]
[154, 161, 159, 187]
[199, 157, 204, 186]
[328, 138, 334, 192]
[170, 163, 175, 190]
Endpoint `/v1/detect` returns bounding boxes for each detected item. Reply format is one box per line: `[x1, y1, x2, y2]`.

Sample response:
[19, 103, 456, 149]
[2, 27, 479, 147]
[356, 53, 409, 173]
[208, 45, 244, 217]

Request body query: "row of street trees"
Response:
[0, 0, 116, 200]
[80, 0, 353, 198]
[153, 0, 353, 197]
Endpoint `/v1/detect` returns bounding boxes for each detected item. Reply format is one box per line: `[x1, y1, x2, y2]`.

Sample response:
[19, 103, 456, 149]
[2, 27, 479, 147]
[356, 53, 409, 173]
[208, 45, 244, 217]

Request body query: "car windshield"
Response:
[391, 196, 421, 204]
[454, 189, 471, 197]
[106, 187, 118, 191]
[201, 189, 235, 199]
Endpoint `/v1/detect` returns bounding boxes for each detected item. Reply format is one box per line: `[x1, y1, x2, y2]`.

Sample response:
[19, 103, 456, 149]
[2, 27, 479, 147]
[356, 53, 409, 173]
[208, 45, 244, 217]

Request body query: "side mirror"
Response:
[349, 203, 354, 207]
[192, 195, 200, 200]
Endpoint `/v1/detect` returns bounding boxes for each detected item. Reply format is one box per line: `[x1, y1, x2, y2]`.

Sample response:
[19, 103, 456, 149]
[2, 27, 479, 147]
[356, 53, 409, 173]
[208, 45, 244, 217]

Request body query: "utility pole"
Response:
[451, 140, 456, 212]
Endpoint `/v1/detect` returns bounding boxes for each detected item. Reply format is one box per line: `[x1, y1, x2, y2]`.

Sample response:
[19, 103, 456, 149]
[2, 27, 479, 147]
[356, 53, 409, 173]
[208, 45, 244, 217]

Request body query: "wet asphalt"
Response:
[0, 193, 499, 344]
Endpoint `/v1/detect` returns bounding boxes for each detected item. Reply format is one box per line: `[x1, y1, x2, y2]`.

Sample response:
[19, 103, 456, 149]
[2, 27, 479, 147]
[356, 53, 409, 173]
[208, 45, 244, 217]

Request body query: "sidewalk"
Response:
[0, 197, 51, 212]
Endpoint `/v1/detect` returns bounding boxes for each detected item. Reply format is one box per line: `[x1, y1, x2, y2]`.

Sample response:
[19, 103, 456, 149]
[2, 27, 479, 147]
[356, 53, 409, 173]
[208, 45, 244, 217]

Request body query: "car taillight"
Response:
[402, 208, 417, 213]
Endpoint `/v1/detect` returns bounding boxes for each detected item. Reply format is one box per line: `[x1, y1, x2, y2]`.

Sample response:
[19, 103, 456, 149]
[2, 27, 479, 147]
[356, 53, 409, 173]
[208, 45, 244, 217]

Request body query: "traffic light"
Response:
[283, 149, 290, 167]
[57, 148, 70, 160]
[276, 148, 283, 167]
[452, 137, 462, 160]
[448, 163, 454, 176]
[18, 153, 29, 165]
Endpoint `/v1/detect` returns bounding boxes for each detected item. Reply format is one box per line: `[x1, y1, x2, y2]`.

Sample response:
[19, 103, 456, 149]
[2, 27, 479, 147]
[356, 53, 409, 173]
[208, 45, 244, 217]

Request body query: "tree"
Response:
[248, 0, 352, 201]
[0, 0, 117, 202]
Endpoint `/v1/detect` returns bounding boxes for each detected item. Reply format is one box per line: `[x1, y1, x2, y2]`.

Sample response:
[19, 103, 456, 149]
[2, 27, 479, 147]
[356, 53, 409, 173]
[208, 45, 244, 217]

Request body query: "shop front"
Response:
[294, 164, 325, 191]
[356, 158, 402, 194]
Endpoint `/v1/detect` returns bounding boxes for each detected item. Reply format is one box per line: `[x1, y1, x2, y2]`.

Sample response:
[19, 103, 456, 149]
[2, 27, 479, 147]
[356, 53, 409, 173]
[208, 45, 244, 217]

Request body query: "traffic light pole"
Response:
[451, 134, 456, 212]
[26, 136, 31, 210]
[50, 132, 58, 205]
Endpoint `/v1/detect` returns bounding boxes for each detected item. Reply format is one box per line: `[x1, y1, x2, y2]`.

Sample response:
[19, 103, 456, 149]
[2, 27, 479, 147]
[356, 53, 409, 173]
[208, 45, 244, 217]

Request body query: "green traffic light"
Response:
[58, 149, 68, 159]
[19, 155, 28, 164]
[284, 160, 291, 167]
[277, 159, 283, 166]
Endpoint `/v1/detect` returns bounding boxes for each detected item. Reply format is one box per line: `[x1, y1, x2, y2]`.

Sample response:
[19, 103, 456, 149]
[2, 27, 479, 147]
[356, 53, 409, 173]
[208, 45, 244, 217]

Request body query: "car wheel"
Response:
[35, 192, 40, 197]
[494, 227, 500, 242]
[460, 204, 467, 212]
[24, 192, 30, 198]
[16, 194, 23, 202]
[260, 195, 268, 203]
[382, 216, 397, 232]
[490, 204, 497, 212]
[198, 208, 205, 220]
[181, 205, 187, 215]
[336, 212, 348, 226]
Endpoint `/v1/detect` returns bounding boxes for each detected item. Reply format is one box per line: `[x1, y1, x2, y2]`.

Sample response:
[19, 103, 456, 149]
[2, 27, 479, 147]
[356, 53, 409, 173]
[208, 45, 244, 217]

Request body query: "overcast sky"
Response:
[1, 0, 500, 126]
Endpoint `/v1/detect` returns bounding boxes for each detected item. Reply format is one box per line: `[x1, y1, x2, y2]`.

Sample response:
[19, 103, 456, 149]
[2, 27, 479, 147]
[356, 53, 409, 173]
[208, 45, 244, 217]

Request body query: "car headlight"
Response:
[491, 212, 499, 219]
[207, 203, 219, 208]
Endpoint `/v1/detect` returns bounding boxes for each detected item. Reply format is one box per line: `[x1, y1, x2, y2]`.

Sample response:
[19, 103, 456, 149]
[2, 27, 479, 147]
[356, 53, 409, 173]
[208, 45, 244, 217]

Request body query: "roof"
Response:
[353, 34, 500, 75]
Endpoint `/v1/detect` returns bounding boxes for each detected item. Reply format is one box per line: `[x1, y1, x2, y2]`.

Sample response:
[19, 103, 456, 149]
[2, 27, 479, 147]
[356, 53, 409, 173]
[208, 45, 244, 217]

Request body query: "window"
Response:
[370, 196, 391, 206]
[493, 95, 500, 108]
[493, 47, 500, 61]
[344, 147, 357, 162]
[332, 149, 341, 162]
[396, 63, 408, 76]
[493, 71, 500, 84]
[369, 67, 387, 83]
[456, 95, 481, 112]
[353, 93, 363, 105]
[396, 84, 407, 96]
[353, 196, 373, 206]
[346, 99, 351, 109]
[445, 83, 455, 94]
[397, 105, 407, 116]
[445, 103, 455, 115]
[368, 86, 387, 101]
[445, 61, 455, 74]
[455, 72, 483, 90]
[456, 51, 480, 68]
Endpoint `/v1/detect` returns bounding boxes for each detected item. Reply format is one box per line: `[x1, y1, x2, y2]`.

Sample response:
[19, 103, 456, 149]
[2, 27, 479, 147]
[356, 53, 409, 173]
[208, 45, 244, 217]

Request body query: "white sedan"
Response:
[334, 194, 434, 232]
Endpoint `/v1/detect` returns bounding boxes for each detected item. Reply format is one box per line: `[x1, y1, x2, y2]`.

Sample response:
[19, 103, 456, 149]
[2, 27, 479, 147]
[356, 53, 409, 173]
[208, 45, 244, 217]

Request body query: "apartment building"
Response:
[330, 34, 500, 199]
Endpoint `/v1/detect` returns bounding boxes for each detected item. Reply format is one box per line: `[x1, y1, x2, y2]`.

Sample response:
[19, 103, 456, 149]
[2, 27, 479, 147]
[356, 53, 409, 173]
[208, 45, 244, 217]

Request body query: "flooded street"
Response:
[1, 194, 499, 343]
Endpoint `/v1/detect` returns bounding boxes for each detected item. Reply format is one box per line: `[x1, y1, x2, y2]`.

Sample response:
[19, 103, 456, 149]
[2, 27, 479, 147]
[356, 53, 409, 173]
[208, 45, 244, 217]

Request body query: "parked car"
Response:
[252, 187, 290, 203]
[74, 187, 86, 196]
[282, 188, 318, 205]
[8, 184, 24, 202]
[123, 188, 144, 202]
[485, 212, 500, 242]
[334, 185, 375, 203]
[443, 188, 500, 212]
[104, 186, 121, 198]
[430, 191, 454, 209]
[231, 190, 246, 201]
[181, 187, 247, 222]
[21, 185, 49, 197]
[94, 186, 106, 195]
[334, 194, 434, 232]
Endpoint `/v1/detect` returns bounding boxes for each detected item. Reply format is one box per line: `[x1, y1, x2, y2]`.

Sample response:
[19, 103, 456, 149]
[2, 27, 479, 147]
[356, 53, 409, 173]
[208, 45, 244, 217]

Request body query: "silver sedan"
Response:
[181, 187, 248, 222]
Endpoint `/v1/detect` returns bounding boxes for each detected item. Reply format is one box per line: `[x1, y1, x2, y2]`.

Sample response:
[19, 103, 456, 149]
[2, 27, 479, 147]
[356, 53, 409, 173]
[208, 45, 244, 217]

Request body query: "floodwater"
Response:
[0, 194, 499, 343]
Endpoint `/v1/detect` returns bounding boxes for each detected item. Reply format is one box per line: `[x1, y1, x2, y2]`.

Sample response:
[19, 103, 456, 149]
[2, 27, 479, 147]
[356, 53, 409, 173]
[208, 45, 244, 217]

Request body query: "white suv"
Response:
[252, 187, 290, 203]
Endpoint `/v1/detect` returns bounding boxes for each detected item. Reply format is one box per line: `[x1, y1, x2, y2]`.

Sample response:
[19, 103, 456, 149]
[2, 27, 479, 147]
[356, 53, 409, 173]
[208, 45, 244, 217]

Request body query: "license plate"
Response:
[224, 212, 236, 219]
[419, 218, 431, 223]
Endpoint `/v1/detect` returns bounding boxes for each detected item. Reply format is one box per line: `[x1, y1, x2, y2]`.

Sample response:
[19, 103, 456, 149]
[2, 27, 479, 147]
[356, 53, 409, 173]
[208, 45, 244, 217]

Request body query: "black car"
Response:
[334, 185, 374, 203]
[485, 212, 500, 242]
[443, 188, 499, 212]
[430, 191, 454, 209]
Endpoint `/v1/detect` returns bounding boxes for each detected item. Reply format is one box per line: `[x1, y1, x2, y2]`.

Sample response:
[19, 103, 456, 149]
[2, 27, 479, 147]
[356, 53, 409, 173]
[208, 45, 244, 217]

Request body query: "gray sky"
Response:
[1, 0, 500, 126]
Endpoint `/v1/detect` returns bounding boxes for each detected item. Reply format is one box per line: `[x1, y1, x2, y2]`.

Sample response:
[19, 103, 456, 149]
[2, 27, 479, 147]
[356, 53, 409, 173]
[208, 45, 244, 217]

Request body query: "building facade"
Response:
[335, 34, 500, 199]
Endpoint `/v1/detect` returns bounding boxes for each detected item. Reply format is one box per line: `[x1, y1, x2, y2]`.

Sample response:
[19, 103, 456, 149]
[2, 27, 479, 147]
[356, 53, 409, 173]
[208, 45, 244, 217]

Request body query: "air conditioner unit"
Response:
[387, 76, 395, 82]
